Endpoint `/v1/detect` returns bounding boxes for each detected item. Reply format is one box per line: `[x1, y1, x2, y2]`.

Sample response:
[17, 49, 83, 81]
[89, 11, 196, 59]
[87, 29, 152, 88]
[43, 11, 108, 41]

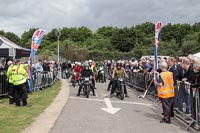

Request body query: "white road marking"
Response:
[95, 92, 98, 97]
[101, 93, 110, 97]
[111, 100, 154, 107]
[69, 96, 154, 107]
[101, 98, 121, 114]
[70, 96, 104, 102]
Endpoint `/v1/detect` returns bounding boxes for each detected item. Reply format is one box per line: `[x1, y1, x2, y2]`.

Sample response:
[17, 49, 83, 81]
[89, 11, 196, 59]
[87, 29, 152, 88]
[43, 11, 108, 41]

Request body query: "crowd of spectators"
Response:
[104, 54, 200, 122]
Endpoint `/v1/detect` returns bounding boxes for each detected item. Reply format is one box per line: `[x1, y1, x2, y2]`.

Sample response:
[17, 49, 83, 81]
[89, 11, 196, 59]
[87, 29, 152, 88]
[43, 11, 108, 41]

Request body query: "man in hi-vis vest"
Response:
[7, 59, 31, 107]
[155, 61, 174, 124]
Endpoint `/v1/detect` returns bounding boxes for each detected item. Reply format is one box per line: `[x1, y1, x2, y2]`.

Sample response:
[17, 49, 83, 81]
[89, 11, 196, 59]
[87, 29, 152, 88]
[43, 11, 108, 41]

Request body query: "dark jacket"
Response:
[183, 65, 195, 83]
[43, 63, 50, 71]
[190, 72, 200, 87]
[168, 65, 177, 84]
[61, 62, 68, 70]
[176, 64, 184, 81]
[81, 69, 93, 77]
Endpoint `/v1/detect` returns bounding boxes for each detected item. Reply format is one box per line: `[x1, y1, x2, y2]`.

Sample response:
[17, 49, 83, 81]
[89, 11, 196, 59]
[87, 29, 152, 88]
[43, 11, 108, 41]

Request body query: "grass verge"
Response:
[0, 80, 61, 133]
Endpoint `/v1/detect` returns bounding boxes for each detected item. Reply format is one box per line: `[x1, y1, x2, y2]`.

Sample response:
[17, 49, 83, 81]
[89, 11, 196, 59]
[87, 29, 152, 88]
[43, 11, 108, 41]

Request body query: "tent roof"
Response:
[0, 35, 30, 57]
[193, 52, 200, 58]
[0, 35, 30, 51]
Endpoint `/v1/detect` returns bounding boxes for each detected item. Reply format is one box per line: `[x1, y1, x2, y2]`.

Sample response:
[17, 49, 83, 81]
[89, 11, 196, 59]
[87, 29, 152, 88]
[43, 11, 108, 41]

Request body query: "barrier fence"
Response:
[0, 72, 7, 96]
[0, 71, 58, 96]
[124, 70, 200, 130]
[32, 71, 58, 91]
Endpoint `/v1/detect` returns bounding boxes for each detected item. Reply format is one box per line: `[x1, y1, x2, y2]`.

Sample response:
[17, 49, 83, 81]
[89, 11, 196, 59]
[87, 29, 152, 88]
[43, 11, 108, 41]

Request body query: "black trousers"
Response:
[78, 81, 95, 95]
[92, 79, 95, 88]
[111, 80, 127, 95]
[107, 80, 113, 91]
[8, 83, 15, 104]
[160, 97, 174, 122]
[14, 83, 28, 106]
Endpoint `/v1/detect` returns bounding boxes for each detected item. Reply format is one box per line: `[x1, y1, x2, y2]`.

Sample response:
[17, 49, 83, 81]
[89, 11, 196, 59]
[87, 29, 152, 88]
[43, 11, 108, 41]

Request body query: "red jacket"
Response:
[74, 65, 81, 73]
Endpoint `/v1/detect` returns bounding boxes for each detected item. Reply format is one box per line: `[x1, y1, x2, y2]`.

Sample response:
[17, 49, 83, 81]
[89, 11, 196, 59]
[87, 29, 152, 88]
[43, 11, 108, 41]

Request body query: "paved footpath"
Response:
[50, 81, 188, 133]
[22, 79, 70, 133]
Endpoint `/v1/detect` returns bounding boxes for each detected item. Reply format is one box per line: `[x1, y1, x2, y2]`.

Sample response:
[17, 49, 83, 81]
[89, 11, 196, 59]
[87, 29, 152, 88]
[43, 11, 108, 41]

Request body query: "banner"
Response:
[154, 22, 162, 83]
[28, 29, 46, 92]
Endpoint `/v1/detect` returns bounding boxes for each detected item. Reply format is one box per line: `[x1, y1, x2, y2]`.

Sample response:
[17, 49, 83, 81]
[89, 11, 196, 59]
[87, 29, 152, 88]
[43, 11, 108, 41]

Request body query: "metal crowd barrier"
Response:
[124, 70, 200, 130]
[175, 81, 200, 129]
[32, 71, 58, 91]
[125, 71, 156, 95]
[0, 71, 58, 96]
[0, 71, 8, 96]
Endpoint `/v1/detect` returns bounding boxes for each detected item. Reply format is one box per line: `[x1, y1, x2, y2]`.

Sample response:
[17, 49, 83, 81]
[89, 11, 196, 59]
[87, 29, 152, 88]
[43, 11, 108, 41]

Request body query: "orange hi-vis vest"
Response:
[158, 71, 175, 98]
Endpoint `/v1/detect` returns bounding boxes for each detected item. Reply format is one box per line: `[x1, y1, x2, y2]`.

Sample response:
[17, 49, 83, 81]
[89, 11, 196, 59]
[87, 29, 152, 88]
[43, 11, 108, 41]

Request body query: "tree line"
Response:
[1, 22, 200, 61]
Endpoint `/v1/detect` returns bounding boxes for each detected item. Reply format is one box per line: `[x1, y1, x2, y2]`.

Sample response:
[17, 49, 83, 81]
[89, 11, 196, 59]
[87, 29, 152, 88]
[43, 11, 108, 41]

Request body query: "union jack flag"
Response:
[155, 22, 162, 47]
[28, 29, 46, 92]
[31, 29, 46, 52]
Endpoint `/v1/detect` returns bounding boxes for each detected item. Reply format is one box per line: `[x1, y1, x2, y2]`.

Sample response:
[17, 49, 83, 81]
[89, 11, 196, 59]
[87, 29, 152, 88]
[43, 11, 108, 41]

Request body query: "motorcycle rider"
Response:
[74, 62, 82, 81]
[96, 63, 105, 82]
[77, 63, 96, 96]
[110, 62, 129, 97]
[107, 63, 116, 91]
[89, 60, 97, 89]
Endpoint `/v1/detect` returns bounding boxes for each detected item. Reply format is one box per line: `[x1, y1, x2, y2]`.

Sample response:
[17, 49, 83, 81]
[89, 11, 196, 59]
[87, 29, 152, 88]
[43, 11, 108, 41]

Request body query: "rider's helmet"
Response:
[88, 60, 92, 65]
[84, 63, 89, 70]
[78, 62, 81, 67]
[116, 63, 122, 69]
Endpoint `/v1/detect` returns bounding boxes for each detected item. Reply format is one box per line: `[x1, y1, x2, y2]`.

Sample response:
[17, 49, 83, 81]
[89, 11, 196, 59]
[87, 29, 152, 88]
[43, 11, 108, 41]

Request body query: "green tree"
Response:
[4, 32, 20, 44]
[96, 26, 118, 38]
[111, 27, 136, 52]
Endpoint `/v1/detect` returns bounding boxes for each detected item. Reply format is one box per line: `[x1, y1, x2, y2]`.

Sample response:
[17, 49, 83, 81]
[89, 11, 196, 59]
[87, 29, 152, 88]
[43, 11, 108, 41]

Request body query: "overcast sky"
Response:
[0, 0, 200, 37]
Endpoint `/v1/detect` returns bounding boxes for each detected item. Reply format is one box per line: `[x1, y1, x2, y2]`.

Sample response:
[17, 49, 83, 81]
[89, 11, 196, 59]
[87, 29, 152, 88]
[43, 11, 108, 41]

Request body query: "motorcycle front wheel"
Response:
[86, 86, 90, 98]
[120, 85, 124, 100]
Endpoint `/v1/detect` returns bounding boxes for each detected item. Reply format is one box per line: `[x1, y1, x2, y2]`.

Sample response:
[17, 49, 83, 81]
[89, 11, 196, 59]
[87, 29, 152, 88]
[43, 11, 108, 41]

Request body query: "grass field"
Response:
[0, 80, 61, 133]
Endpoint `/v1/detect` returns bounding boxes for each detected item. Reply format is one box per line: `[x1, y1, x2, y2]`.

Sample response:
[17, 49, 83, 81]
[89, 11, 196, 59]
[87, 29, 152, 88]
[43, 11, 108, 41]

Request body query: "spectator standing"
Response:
[167, 57, 177, 116]
[36, 59, 44, 90]
[179, 58, 195, 115]
[6, 60, 15, 104]
[155, 62, 174, 123]
[36, 59, 44, 72]
[7, 59, 31, 107]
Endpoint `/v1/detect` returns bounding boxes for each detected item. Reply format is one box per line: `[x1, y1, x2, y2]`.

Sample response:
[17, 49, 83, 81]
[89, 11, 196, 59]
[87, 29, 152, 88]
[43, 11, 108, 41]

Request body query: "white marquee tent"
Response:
[0, 35, 30, 57]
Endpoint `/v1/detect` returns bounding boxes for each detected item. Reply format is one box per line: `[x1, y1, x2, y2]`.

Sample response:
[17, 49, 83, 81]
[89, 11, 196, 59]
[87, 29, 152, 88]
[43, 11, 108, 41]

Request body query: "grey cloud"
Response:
[0, 0, 200, 36]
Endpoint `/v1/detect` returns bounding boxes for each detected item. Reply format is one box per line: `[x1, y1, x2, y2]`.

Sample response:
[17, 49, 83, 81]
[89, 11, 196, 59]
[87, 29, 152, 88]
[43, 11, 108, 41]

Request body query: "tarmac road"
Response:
[50, 80, 188, 133]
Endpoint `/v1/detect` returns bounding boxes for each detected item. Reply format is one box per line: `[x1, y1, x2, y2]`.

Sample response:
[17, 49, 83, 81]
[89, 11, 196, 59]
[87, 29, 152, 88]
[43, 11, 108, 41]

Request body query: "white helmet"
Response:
[89, 60, 92, 63]
[7, 60, 13, 65]
[78, 62, 81, 66]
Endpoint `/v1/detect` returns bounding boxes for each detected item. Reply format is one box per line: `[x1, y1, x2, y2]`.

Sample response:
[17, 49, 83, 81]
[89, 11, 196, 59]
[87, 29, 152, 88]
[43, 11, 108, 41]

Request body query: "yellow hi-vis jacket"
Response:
[89, 65, 93, 72]
[7, 64, 27, 85]
[7, 65, 14, 83]
[158, 71, 175, 98]
[99, 66, 104, 71]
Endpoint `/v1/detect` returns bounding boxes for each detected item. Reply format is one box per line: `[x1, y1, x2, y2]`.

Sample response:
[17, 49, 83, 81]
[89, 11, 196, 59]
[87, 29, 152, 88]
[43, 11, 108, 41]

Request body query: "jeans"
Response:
[178, 83, 191, 114]
[62, 69, 66, 79]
